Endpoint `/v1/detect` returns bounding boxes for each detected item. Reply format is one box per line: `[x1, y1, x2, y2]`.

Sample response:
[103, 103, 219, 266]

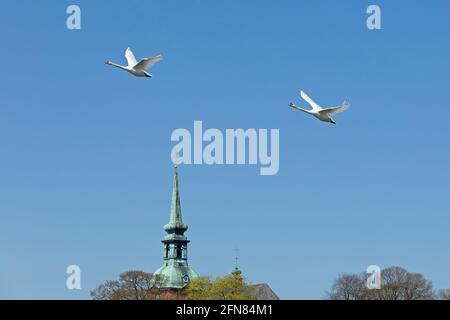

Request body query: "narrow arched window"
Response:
[165, 244, 170, 258]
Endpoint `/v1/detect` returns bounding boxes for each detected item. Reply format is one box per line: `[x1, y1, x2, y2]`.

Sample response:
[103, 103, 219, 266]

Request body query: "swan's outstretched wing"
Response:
[300, 91, 321, 111]
[125, 47, 138, 67]
[134, 55, 163, 70]
[319, 102, 350, 116]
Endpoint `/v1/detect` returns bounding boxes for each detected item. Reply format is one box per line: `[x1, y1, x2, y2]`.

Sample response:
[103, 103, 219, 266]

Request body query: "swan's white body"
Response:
[289, 91, 349, 124]
[106, 47, 162, 78]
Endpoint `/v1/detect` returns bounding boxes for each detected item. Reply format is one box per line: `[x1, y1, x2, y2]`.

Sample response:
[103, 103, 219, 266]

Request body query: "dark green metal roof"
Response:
[163, 166, 188, 235]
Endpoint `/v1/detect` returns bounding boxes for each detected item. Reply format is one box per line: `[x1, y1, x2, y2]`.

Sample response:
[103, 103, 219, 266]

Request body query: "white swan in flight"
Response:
[105, 47, 162, 78]
[289, 91, 349, 124]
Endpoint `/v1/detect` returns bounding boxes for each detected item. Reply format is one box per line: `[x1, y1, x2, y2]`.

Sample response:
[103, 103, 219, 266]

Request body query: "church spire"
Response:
[154, 165, 198, 288]
[164, 165, 188, 233]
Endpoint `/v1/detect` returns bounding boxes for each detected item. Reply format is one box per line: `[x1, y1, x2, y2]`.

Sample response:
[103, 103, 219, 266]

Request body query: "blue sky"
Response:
[1, 0, 450, 299]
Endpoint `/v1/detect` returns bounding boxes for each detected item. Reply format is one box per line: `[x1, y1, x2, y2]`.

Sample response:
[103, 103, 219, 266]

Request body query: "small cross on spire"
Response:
[233, 247, 240, 271]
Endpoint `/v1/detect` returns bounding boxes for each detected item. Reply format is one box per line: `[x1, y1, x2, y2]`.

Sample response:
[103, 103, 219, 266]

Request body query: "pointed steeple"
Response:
[164, 165, 188, 234]
[154, 165, 198, 288]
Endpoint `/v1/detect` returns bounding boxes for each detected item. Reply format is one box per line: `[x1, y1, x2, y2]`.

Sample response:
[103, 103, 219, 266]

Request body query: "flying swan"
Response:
[289, 91, 349, 124]
[105, 47, 162, 78]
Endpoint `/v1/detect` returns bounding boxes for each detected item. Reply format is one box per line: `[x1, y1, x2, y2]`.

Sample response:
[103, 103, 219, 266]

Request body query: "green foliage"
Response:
[186, 271, 256, 300]
[185, 276, 213, 300]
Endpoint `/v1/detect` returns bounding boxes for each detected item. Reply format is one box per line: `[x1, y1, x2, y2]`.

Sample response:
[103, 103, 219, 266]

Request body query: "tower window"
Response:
[165, 244, 170, 258]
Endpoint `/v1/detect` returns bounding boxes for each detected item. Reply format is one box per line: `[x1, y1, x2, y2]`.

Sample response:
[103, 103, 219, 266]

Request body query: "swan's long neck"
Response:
[108, 62, 128, 70]
[290, 104, 310, 113]
[298, 107, 310, 113]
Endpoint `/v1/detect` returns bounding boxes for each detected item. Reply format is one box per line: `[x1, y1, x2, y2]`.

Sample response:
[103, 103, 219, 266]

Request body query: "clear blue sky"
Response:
[1, 0, 450, 299]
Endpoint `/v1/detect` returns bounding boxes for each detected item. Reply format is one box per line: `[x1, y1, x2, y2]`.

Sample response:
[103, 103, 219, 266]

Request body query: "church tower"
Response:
[153, 166, 198, 288]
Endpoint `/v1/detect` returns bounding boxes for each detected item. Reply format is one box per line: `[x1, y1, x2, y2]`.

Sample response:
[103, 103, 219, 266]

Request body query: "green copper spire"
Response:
[164, 165, 188, 235]
[153, 165, 198, 288]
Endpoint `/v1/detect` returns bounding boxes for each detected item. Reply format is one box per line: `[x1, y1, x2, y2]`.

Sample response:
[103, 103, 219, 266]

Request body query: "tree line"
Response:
[90, 270, 255, 300]
[327, 266, 450, 300]
[90, 266, 450, 300]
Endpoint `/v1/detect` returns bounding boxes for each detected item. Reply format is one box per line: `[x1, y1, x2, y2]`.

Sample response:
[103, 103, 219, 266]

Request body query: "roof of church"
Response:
[248, 283, 280, 300]
[154, 262, 199, 289]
